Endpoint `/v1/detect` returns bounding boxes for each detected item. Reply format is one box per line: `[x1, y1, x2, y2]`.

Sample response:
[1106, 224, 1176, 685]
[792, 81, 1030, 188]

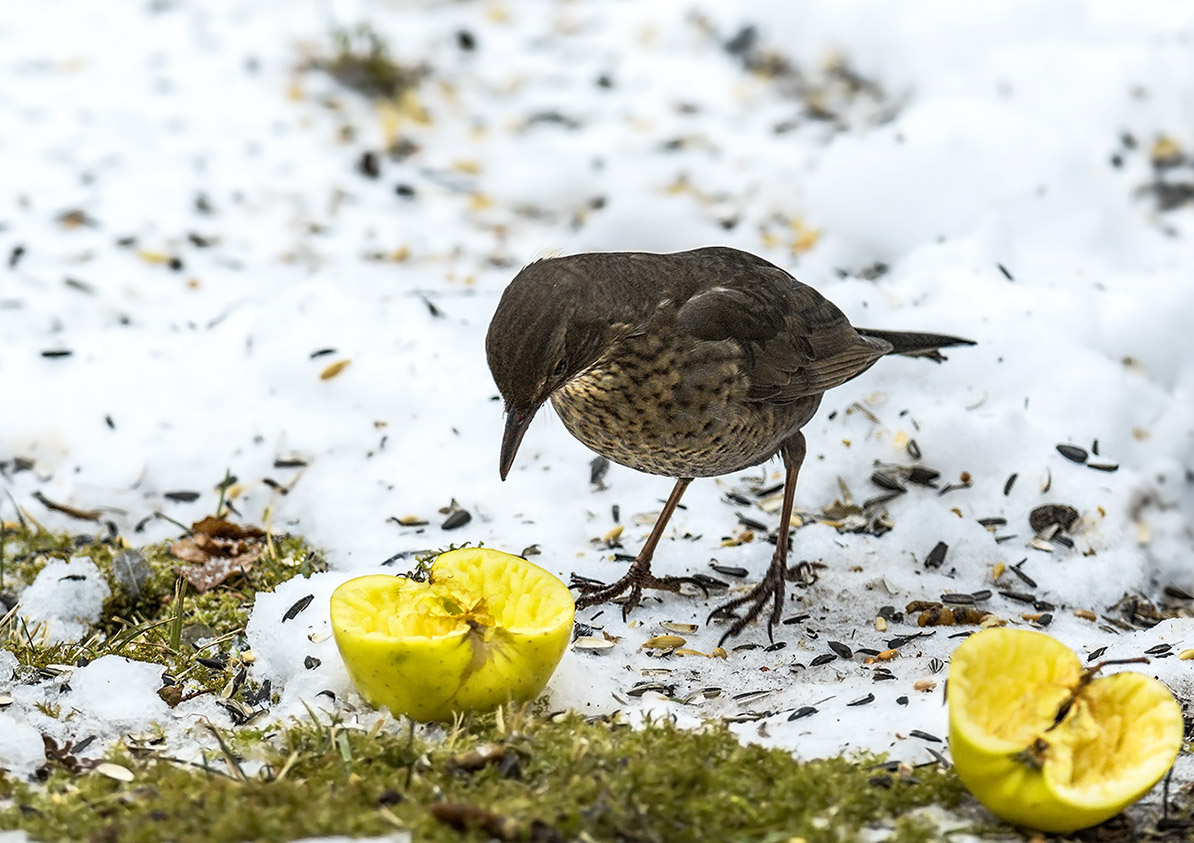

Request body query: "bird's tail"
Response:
[855, 328, 976, 363]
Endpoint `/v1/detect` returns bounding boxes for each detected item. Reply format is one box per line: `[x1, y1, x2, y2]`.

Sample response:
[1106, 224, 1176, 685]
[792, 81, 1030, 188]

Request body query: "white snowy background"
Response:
[1, 0, 1193, 831]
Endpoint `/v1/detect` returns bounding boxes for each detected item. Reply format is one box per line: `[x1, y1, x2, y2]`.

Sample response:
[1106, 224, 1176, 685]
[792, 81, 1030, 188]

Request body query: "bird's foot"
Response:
[572, 570, 709, 619]
[708, 559, 798, 646]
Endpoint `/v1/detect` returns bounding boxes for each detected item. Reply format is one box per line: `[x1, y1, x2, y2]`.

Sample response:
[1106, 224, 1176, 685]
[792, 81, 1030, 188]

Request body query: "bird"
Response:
[485, 246, 974, 641]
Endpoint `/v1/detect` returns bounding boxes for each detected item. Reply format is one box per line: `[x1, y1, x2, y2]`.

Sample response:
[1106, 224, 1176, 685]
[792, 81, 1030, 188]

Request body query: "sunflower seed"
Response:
[788, 705, 817, 721]
[810, 653, 837, 666]
[847, 693, 875, 707]
[924, 541, 948, 569]
[710, 563, 748, 578]
[627, 682, 674, 697]
[282, 594, 314, 622]
[1087, 461, 1119, 473]
[907, 467, 940, 487]
[1056, 444, 1088, 464]
[1003, 473, 1017, 495]
[909, 730, 942, 743]
[871, 471, 906, 493]
[1029, 504, 1079, 533]
[827, 641, 853, 659]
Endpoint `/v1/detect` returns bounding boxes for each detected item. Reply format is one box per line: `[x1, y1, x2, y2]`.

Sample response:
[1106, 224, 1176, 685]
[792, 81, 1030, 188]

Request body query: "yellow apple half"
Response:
[949, 627, 1184, 833]
[330, 548, 574, 721]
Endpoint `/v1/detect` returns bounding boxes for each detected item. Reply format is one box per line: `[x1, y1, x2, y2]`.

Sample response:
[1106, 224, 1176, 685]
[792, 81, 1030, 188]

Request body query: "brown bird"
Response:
[486, 246, 973, 640]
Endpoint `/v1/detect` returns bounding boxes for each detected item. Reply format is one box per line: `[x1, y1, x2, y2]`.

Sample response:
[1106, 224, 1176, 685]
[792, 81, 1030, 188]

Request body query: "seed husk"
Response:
[573, 636, 615, 652]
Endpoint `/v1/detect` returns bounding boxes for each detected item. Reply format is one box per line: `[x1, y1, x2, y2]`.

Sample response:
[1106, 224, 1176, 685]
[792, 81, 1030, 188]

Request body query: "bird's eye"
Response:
[552, 358, 568, 378]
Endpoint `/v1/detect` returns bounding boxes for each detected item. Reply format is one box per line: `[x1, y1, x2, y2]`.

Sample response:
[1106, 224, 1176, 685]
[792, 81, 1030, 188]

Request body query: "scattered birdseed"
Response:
[913, 679, 937, 693]
[1145, 643, 1173, 655]
[441, 509, 471, 530]
[710, 563, 748, 578]
[304, 655, 321, 670]
[827, 641, 853, 659]
[1056, 444, 1088, 464]
[846, 693, 875, 707]
[907, 466, 940, 487]
[764, 641, 786, 652]
[731, 689, 774, 704]
[1074, 608, 1097, 621]
[924, 541, 948, 570]
[282, 594, 314, 622]
[573, 636, 615, 652]
[1003, 473, 1017, 495]
[788, 706, 817, 721]
[1086, 461, 1119, 472]
[627, 682, 674, 698]
[1029, 504, 1079, 533]
[660, 622, 697, 634]
[870, 471, 906, 493]
[909, 730, 942, 743]
[810, 653, 837, 666]
[941, 593, 975, 605]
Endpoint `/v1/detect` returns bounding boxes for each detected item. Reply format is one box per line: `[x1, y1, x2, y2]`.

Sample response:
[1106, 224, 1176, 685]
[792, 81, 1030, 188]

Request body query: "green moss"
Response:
[0, 521, 324, 695]
[1, 707, 969, 843]
[315, 24, 422, 100]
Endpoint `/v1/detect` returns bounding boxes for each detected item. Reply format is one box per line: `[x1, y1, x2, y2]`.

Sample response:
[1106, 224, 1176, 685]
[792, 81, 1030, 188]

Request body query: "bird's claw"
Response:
[572, 572, 709, 618]
[708, 566, 788, 646]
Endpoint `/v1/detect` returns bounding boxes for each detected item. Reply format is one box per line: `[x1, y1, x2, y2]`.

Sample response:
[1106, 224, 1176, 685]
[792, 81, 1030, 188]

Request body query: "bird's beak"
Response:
[499, 405, 538, 481]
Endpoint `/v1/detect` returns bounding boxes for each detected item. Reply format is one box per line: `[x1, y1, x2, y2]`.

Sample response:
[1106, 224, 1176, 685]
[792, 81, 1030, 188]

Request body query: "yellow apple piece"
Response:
[949, 627, 1183, 833]
[330, 548, 574, 721]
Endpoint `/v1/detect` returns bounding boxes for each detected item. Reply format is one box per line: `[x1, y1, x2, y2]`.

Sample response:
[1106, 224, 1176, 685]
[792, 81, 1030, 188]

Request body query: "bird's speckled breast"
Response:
[550, 314, 819, 478]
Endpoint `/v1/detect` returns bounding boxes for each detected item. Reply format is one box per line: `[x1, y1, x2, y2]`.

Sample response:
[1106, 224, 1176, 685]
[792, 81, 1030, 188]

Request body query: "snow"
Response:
[1, 0, 1193, 829]
[62, 656, 173, 732]
[16, 557, 110, 645]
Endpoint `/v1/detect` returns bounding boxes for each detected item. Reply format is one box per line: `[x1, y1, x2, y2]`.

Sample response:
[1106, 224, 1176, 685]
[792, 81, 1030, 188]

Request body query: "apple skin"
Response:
[949, 628, 1183, 834]
[330, 549, 575, 721]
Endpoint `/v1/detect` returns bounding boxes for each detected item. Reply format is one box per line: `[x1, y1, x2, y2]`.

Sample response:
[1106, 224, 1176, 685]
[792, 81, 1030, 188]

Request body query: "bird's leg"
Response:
[709, 433, 807, 645]
[573, 477, 707, 618]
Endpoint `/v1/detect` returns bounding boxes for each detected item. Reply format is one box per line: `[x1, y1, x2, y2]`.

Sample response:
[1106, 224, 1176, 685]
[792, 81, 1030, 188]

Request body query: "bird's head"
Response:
[485, 256, 621, 480]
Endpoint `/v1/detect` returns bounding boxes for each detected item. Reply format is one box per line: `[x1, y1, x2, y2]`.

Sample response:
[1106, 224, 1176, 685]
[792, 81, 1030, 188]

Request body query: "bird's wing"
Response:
[674, 248, 891, 404]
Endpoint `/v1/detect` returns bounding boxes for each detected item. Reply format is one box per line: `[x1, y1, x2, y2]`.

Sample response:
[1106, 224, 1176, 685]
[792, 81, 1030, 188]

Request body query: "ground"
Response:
[1, 1, 1193, 840]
